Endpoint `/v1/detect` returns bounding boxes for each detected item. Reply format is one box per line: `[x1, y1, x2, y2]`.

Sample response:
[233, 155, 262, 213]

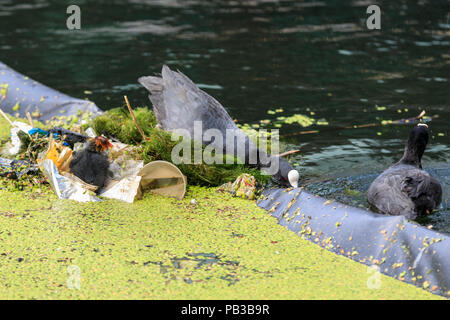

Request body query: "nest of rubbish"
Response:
[90, 106, 271, 186]
[0, 106, 271, 199]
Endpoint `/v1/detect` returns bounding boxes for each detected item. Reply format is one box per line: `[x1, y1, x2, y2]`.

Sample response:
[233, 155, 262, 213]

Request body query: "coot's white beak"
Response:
[288, 170, 299, 188]
[417, 123, 428, 128]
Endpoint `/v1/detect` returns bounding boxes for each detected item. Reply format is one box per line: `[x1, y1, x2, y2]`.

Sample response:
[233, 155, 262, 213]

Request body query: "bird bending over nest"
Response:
[138, 65, 299, 188]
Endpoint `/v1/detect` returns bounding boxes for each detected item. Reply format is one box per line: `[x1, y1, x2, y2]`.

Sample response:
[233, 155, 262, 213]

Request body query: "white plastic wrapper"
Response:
[42, 159, 101, 202]
[42, 157, 146, 203]
[84, 127, 97, 138]
[8, 121, 33, 155]
[98, 175, 142, 203]
[98, 159, 144, 203]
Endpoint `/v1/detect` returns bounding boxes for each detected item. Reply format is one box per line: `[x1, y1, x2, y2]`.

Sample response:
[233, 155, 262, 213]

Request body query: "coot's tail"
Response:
[137, 69, 166, 129]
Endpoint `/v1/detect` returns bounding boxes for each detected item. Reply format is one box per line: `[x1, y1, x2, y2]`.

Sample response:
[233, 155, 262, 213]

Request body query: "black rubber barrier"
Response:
[257, 188, 450, 298]
[0, 61, 102, 121]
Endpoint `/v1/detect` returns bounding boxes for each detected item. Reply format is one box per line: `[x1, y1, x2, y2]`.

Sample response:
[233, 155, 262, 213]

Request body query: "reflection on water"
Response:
[0, 0, 449, 228]
[299, 136, 450, 179]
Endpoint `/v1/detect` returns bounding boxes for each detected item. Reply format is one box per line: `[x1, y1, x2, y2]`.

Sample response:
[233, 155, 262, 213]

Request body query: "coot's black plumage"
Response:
[367, 124, 442, 219]
[69, 136, 113, 189]
[138, 65, 299, 187]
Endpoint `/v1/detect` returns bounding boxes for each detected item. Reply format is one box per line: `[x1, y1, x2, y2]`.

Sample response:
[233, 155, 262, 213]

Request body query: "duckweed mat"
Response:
[0, 185, 441, 299]
[257, 188, 450, 298]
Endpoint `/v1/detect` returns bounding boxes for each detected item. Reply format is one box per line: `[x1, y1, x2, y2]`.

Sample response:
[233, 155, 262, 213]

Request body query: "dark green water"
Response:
[0, 0, 449, 230]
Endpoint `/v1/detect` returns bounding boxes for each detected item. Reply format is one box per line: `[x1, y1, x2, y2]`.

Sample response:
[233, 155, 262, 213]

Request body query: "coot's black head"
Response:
[401, 124, 429, 167]
[273, 157, 299, 188]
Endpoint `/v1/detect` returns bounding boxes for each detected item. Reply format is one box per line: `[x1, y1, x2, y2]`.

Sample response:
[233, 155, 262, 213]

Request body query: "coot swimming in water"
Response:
[367, 124, 442, 219]
[138, 65, 299, 188]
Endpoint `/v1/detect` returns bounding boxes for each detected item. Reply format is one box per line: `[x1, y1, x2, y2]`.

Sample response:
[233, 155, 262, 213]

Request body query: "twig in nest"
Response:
[26, 112, 34, 127]
[0, 108, 14, 126]
[123, 95, 148, 141]
[417, 110, 426, 119]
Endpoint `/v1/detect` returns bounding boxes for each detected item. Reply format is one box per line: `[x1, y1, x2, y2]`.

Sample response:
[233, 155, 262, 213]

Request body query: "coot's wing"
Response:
[367, 169, 417, 219]
[90, 152, 110, 188]
[367, 166, 417, 219]
[401, 170, 431, 198]
[368, 165, 443, 219]
[401, 171, 443, 213]
[69, 151, 95, 185]
[69, 150, 82, 169]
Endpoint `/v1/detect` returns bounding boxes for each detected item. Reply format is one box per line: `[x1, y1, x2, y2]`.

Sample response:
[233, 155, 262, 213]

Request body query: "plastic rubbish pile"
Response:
[0, 120, 186, 203]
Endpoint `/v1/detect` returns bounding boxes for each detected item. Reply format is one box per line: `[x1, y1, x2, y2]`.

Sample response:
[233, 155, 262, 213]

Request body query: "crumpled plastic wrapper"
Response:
[84, 127, 97, 138]
[98, 175, 142, 203]
[218, 173, 257, 200]
[98, 159, 144, 203]
[8, 121, 33, 155]
[41, 138, 185, 203]
[42, 156, 145, 203]
[42, 159, 101, 202]
[42, 140, 73, 173]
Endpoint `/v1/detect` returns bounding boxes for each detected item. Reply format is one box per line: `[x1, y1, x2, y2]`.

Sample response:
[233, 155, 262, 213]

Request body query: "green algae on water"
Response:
[0, 185, 442, 299]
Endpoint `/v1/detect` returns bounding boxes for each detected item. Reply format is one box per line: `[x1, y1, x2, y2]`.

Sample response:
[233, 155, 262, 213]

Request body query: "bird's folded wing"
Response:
[400, 170, 431, 199]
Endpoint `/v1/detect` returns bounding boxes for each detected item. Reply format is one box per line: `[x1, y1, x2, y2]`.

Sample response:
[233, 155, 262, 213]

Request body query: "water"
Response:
[306, 167, 450, 233]
[0, 0, 449, 231]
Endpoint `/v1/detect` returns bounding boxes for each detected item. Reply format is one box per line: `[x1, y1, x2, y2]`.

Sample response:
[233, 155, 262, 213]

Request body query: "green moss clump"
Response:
[0, 186, 441, 299]
[90, 106, 157, 145]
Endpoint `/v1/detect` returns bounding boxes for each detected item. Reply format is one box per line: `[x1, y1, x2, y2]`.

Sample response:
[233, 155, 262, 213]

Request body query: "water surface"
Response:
[0, 0, 449, 231]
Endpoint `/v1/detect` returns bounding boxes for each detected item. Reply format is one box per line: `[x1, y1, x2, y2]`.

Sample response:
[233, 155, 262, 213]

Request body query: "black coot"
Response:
[138, 65, 299, 188]
[367, 124, 442, 219]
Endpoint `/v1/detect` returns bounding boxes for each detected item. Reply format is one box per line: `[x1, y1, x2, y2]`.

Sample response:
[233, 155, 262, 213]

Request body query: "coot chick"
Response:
[367, 124, 442, 219]
[69, 136, 113, 189]
[138, 65, 300, 188]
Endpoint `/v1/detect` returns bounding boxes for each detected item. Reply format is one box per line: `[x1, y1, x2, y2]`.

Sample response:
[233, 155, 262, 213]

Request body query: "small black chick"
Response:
[69, 136, 113, 189]
[49, 127, 88, 149]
